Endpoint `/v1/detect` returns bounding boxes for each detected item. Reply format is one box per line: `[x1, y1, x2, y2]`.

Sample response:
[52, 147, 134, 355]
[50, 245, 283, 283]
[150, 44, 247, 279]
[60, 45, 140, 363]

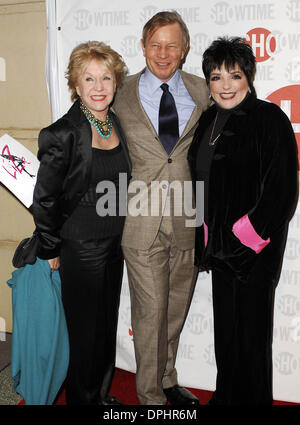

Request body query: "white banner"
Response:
[0, 134, 39, 208]
[46, 0, 300, 403]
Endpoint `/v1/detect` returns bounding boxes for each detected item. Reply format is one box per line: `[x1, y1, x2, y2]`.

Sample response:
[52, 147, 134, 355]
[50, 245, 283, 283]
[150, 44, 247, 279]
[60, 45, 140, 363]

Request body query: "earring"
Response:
[248, 87, 251, 93]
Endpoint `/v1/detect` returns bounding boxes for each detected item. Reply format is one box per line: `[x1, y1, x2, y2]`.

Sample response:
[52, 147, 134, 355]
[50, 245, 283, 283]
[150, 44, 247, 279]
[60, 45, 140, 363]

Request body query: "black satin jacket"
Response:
[188, 92, 298, 275]
[33, 99, 132, 260]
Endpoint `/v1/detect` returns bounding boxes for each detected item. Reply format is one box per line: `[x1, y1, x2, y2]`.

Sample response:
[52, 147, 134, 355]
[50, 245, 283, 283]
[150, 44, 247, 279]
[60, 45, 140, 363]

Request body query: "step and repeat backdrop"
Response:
[45, 0, 300, 402]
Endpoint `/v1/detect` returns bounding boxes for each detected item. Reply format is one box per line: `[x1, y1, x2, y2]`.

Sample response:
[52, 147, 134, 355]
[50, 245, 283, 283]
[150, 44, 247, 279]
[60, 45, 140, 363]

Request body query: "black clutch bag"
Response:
[12, 232, 39, 268]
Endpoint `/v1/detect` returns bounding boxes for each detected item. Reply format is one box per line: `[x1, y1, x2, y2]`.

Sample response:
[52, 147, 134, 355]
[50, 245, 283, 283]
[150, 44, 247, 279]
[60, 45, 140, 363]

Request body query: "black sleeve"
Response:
[32, 126, 69, 259]
[248, 104, 298, 239]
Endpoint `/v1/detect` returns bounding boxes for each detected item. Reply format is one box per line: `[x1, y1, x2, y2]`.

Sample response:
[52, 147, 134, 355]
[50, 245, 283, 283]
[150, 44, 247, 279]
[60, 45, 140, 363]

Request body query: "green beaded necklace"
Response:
[80, 100, 113, 139]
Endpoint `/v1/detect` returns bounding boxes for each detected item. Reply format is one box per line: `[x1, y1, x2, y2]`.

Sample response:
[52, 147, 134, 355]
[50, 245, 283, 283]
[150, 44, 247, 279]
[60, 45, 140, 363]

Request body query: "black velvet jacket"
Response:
[188, 92, 298, 275]
[33, 99, 132, 260]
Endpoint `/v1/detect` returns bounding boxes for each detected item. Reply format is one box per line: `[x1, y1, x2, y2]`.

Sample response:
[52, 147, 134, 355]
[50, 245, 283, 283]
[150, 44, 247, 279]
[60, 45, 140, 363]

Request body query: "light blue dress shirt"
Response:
[138, 68, 195, 137]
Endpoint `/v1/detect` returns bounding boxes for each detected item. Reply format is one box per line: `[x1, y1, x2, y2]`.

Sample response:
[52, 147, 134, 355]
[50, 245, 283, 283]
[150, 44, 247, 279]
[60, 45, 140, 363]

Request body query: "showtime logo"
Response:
[120, 36, 140, 58]
[267, 85, 300, 163]
[211, 2, 275, 25]
[274, 352, 300, 375]
[286, 0, 300, 22]
[244, 28, 276, 62]
[140, 5, 158, 23]
[277, 294, 300, 316]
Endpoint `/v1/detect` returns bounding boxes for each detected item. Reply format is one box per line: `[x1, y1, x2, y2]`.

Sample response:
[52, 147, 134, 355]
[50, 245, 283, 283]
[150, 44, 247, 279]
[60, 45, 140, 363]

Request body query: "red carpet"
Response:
[53, 368, 214, 405]
[19, 368, 299, 405]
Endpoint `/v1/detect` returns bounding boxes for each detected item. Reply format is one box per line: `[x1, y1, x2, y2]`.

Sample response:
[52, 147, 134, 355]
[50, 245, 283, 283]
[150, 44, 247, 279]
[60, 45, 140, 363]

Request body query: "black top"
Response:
[196, 94, 250, 221]
[60, 144, 130, 240]
[188, 91, 298, 271]
[196, 108, 230, 221]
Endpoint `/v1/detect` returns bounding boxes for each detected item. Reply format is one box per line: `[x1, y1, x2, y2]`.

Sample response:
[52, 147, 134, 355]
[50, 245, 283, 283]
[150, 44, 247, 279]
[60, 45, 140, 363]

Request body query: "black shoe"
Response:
[163, 385, 200, 405]
[98, 394, 123, 405]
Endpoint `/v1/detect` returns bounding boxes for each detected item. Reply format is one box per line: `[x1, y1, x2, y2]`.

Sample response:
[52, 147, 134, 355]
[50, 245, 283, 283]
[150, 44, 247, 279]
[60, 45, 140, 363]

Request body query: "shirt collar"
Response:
[143, 67, 180, 96]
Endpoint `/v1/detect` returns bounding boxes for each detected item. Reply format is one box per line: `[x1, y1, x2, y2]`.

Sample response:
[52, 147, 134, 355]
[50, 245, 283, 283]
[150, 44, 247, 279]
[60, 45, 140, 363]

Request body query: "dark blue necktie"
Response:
[159, 83, 179, 155]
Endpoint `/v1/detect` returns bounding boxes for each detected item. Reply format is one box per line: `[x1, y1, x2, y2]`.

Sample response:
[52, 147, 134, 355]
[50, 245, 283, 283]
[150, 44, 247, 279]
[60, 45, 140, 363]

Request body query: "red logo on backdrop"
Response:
[244, 28, 276, 62]
[267, 85, 300, 166]
[129, 328, 134, 341]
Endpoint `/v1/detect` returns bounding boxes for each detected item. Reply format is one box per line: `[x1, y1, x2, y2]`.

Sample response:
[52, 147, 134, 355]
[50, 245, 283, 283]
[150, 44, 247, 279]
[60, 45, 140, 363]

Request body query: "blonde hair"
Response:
[66, 41, 128, 102]
[142, 11, 190, 58]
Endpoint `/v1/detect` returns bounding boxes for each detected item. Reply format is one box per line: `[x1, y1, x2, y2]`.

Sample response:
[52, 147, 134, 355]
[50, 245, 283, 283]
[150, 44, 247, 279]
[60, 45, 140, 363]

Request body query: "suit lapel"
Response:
[180, 104, 203, 141]
[179, 71, 205, 142]
[120, 70, 158, 138]
[126, 70, 206, 145]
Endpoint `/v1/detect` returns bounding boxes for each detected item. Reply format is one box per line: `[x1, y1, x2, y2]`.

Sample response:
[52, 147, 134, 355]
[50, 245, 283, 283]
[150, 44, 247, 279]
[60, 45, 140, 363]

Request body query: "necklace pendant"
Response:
[209, 133, 220, 146]
[80, 100, 113, 139]
[208, 112, 220, 146]
[88, 118, 113, 139]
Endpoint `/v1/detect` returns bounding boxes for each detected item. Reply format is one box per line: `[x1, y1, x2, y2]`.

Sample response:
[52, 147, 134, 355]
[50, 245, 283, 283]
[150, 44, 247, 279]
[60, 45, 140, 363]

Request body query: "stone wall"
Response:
[0, 0, 51, 332]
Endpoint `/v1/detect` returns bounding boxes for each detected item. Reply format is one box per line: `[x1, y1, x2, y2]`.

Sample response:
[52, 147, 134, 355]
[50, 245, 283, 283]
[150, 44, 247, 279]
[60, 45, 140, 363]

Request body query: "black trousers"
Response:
[59, 235, 123, 405]
[210, 225, 288, 406]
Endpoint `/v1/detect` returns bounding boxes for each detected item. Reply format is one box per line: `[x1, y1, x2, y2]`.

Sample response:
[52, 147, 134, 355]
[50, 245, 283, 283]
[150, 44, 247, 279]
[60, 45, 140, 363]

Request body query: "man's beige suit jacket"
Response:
[113, 69, 210, 250]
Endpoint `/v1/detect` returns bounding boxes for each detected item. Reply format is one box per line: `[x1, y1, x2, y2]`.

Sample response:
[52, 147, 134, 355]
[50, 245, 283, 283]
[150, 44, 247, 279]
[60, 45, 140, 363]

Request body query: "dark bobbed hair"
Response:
[202, 36, 256, 88]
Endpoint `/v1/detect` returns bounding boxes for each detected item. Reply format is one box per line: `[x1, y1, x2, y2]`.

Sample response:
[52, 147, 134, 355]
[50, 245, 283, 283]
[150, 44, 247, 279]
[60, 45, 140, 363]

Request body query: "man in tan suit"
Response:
[113, 11, 210, 405]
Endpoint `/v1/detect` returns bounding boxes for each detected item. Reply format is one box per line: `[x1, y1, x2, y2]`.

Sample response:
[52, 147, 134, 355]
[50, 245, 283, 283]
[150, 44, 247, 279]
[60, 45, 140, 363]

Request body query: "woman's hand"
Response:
[48, 257, 60, 272]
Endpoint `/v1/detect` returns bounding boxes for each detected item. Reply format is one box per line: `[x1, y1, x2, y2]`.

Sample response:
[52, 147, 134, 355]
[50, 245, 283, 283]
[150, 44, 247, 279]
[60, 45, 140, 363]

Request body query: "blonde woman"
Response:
[33, 41, 131, 405]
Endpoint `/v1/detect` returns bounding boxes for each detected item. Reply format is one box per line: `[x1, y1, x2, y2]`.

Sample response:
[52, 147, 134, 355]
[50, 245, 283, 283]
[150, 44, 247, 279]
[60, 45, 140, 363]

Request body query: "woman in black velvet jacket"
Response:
[188, 37, 298, 405]
[33, 41, 131, 405]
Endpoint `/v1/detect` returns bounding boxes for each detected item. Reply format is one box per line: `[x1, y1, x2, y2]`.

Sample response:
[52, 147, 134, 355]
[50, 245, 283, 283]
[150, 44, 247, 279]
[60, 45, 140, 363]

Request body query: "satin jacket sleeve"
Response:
[33, 125, 69, 259]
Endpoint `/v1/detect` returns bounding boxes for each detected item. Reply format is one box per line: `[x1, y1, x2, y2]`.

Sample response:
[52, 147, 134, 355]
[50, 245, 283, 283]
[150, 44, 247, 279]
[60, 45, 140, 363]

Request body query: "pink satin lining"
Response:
[232, 214, 270, 254]
[203, 222, 208, 247]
